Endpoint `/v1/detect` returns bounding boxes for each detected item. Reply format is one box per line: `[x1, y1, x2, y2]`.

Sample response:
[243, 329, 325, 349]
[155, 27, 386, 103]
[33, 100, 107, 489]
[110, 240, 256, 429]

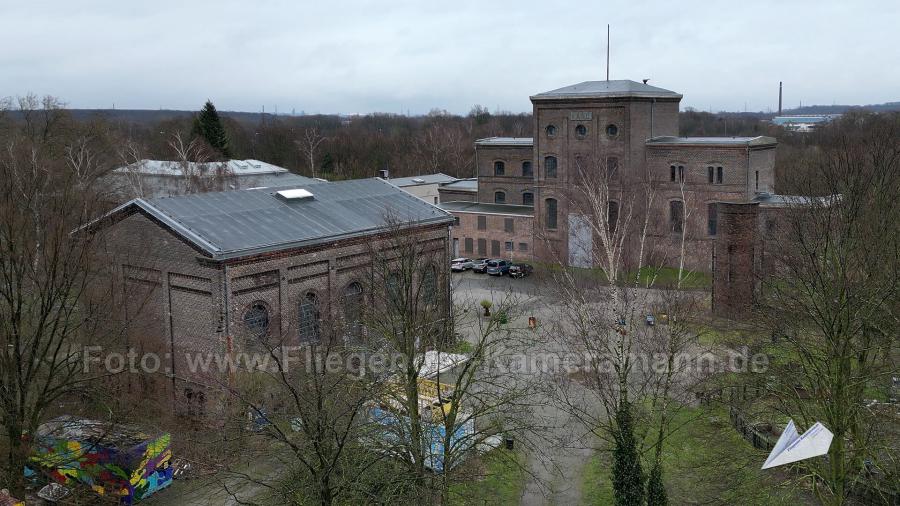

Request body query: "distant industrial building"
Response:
[771, 114, 841, 132]
[107, 159, 319, 200]
[385, 173, 458, 204]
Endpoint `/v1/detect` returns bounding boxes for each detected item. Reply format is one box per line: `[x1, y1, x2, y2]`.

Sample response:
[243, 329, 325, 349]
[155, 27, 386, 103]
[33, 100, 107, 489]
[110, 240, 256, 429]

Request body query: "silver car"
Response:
[450, 257, 474, 272]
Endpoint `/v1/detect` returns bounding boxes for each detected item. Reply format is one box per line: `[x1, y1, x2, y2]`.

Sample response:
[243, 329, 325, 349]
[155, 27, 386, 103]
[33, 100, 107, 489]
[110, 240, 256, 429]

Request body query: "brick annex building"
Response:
[89, 178, 453, 415]
[442, 80, 778, 273]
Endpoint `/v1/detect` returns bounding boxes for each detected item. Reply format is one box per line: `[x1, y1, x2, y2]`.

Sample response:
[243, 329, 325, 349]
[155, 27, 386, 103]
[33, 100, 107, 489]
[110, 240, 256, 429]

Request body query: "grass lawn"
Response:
[632, 266, 711, 289]
[449, 448, 526, 505]
[581, 405, 812, 505]
[533, 263, 711, 290]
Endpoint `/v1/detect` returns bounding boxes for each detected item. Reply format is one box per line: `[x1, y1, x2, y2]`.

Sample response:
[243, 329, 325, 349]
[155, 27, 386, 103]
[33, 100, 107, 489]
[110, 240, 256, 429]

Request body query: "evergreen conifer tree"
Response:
[193, 100, 230, 157]
[646, 463, 667, 506]
[612, 400, 645, 506]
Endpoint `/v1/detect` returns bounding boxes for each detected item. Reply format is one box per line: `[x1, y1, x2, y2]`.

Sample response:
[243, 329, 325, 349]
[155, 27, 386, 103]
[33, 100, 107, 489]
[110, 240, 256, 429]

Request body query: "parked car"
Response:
[508, 263, 533, 278]
[471, 258, 491, 273]
[485, 259, 511, 276]
[450, 257, 473, 272]
[646, 314, 656, 326]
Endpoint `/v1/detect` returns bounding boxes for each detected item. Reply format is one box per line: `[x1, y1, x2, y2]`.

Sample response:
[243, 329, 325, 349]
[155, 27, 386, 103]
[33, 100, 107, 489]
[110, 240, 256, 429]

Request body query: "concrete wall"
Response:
[396, 183, 442, 205]
[438, 188, 477, 203]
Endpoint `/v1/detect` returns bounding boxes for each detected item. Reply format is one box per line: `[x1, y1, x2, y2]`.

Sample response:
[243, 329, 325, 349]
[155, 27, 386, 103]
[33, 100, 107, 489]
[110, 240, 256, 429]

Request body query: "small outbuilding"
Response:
[28, 416, 173, 504]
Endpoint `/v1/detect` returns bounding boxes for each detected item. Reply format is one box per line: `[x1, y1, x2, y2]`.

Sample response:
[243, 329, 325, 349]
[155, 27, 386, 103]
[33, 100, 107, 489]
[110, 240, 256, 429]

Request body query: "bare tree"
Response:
[756, 113, 900, 505]
[360, 219, 538, 503]
[213, 313, 393, 506]
[546, 154, 711, 505]
[0, 98, 126, 497]
[296, 127, 327, 178]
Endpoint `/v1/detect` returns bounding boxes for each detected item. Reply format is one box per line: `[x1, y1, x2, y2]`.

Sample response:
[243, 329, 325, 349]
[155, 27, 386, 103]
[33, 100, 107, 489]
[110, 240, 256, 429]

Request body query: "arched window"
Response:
[386, 272, 402, 308]
[606, 124, 619, 137]
[299, 292, 320, 343]
[422, 266, 437, 305]
[493, 161, 505, 176]
[707, 203, 718, 236]
[545, 198, 558, 229]
[343, 282, 363, 338]
[494, 191, 506, 204]
[243, 302, 269, 338]
[608, 201, 619, 233]
[522, 161, 533, 178]
[669, 201, 684, 233]
[606, 157, 619, 180]
[544, 156, 558, 178]
[522, 192, 534, 206]
[575, 124, 587, 138]
[545, 124, 558, 137]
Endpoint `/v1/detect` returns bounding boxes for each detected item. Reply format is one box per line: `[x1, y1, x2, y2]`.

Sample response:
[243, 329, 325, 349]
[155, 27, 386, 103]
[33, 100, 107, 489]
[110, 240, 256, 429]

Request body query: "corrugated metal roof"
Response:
[114, 159, 310, 177]
[439, 178, 478, 191]
[97, 178, 453, 261]
[772, 115, 841, 125]
[475, 137, 534, 146]
[531, 80, 682, 101]
[387, 173, 458, 187]
[440, 201, 534, 217]
[646, 136, 777, 147]
[751, 192, 839, 207]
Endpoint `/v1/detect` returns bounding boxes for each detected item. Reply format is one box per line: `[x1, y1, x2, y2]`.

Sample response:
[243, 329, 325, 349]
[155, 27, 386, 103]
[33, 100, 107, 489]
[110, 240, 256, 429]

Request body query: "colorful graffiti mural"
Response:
[27, 416, 173, 504]
[0, 489, 24, 506]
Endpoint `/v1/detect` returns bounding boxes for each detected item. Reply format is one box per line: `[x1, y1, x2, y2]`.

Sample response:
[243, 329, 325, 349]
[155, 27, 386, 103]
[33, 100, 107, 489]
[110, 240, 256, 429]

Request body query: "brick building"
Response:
[440, 201, 534, 260]
[89, 178, 453, 416]
[441, 80, 777, 272]
[711, 193, 826, 318]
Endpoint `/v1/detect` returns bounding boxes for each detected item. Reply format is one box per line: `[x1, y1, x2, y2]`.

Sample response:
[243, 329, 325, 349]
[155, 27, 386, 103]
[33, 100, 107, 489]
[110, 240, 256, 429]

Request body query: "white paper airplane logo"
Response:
[762, 419, 834, 469]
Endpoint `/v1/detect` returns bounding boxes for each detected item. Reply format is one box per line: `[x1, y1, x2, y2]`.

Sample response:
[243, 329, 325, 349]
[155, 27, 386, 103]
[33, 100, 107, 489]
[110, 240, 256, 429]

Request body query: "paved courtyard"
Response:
[450, 270, 602, 505]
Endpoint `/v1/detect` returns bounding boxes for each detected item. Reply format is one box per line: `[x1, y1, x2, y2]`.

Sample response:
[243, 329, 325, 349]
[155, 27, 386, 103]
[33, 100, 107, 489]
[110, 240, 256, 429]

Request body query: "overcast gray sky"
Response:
[3, 0, 897, 114]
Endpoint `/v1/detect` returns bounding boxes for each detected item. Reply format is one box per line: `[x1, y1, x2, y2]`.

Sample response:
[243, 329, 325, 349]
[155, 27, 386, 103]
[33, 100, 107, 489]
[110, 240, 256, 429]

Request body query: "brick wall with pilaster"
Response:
[104, 212, 450, 419]
[712, 203, 760, 318]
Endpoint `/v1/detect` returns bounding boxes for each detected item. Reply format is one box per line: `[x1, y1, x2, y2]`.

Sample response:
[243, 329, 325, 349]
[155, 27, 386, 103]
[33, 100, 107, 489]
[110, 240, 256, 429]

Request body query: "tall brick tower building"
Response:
[443, 79, 777, 273]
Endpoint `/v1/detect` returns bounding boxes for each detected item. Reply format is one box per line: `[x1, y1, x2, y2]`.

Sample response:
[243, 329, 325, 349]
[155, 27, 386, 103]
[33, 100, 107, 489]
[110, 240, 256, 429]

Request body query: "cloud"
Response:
[1, 0, 897, 113]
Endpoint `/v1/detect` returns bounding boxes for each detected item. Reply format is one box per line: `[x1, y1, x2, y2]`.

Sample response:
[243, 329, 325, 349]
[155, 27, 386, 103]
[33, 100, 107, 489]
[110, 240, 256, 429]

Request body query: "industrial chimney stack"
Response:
[778, 82, 783, 115]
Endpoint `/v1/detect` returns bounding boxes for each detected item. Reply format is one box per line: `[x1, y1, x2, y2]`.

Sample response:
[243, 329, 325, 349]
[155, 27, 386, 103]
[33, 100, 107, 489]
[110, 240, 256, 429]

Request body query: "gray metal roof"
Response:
[751, 192, 839, 208]
[440, 201, 534, 217]
[531, 80, 682, 101]
[475, 137, 534, 147]
[387, 173, 458, 187]
[646, 136, 777, 147]
[439, 178, 478, 191]
[113, 159, 307, 177]
[97, 178, 453, 261]
[106, 161, 320, 199]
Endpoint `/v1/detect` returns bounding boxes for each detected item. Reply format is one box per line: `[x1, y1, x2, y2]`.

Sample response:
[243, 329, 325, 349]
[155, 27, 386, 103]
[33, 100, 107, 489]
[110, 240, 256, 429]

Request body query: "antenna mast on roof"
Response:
[606, 24, 610, 81]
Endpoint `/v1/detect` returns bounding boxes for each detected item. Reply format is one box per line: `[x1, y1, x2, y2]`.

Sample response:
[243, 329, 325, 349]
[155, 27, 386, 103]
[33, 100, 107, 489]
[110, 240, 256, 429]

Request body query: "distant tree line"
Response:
[2, 95, 895, 194]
